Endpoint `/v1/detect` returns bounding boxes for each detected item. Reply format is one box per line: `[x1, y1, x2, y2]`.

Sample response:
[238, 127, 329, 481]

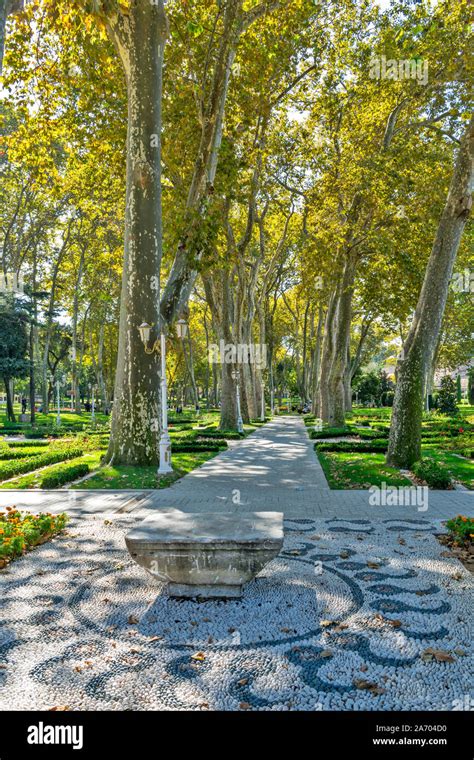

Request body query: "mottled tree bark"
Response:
[106, 0, 167, 465]
[326, 255, 356, 426]
[319, 286, 339, 422]
[387, 116, 473, 467]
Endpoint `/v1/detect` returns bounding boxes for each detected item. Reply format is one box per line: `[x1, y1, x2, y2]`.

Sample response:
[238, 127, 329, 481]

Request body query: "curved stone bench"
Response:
[125, 509, 284, 599]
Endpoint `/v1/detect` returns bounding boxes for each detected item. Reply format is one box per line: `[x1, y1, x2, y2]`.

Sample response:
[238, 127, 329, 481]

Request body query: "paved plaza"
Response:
[1, 513, 472, 711]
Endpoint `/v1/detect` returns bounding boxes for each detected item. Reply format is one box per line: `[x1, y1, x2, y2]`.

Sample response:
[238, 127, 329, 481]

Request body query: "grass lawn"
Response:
[317, 450, 412, 489]
[73, 450, 222, 489]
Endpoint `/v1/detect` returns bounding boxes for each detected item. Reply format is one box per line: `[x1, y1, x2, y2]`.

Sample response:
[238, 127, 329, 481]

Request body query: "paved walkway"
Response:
[0, 417, 472, 519]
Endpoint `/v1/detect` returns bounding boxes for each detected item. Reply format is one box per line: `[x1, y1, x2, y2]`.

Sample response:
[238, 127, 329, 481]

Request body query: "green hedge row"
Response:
[0, 447, 54, 460]
[7, 439, 50, 448]
[0, 447, 84, 482]
[172, 441, 227, 453]
[310, 427, 351, 439]
[40, 462, 90, 489]
[315, 440, 388, 453]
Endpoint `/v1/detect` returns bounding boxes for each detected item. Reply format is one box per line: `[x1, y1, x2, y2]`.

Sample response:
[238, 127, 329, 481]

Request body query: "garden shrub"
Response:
[40, 463, 90, 488]
[412, 459, 452, 489]
[445, 515, 474, 545]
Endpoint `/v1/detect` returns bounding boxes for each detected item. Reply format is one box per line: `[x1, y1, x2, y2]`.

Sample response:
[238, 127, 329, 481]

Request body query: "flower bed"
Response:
[0, 508, 68, 568]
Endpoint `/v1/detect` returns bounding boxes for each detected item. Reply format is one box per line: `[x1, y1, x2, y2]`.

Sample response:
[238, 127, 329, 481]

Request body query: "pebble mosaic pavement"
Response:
[1, 515, 472, 711]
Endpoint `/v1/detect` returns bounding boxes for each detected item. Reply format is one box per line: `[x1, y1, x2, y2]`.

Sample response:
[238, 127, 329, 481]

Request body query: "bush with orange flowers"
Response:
[0, 508, 68, 567]
[445, 515, 474, 547]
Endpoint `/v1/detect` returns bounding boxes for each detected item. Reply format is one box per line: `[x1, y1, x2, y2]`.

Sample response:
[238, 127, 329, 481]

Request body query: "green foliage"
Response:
[412, 459, 452, 489]
[437, 376, 459, 416]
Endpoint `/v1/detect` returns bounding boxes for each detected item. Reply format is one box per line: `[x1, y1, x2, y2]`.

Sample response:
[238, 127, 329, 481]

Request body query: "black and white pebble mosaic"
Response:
[0, 516, 472, 711]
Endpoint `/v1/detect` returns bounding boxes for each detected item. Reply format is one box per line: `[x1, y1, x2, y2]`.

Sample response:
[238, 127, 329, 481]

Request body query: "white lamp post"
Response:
[260, 381, 265, 422]
[138, 318, 188, 476]
[56, 376, 61, 426]
[91, 385, 96, 424]
[231, 369, 244, 433]
[287, 389, 291, 413]
[158, 329, 173, 474]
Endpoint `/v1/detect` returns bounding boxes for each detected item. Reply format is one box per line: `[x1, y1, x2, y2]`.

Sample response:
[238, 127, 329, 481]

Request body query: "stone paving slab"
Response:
[0, 417, 472, 520]
[1, 515, 472, 711]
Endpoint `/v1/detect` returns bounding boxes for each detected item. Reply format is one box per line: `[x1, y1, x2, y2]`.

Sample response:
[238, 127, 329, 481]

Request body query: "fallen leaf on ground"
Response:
[421, 648, 455, 663]
[353, 679, 386, 695]
[239, 702, 252, 710]
[127, 615, 139, 625]
[191, 652, 206, 662]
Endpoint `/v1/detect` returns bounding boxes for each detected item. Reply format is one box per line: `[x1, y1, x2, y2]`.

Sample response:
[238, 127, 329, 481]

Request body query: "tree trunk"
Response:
[387, 116, 473, 467]
[319, 285, 339, 422]
[106, 0, 168, 465]
[4, 377, 15, 421]
[311, 305, 324, 415]
[326, 255, 356, 426]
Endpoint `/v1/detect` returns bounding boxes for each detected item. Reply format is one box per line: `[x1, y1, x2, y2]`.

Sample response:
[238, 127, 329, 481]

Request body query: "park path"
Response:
[0, 416, 471, 519]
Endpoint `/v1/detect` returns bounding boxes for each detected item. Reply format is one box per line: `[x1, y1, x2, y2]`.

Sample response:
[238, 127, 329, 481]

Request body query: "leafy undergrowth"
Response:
[72, 450, 222, 489]
[437, 515, 474, 574]
[0, 508, 68, 568]
[317, 450, 412, 489]
[421, 447, 473, 489]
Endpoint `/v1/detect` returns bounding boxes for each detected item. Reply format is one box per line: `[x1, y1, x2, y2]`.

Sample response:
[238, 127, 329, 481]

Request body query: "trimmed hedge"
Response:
[195, 428, 244, 440]
[412, 459, 452, 489]
[310, 427, 351, 439]
[8, 440, 50, 448]
[40, 463, 90, 489]
[315, 440, 388, 453]
[171, 441, 227, 453]
[0, 447, 53, 460]
[0, 447, 84, 482]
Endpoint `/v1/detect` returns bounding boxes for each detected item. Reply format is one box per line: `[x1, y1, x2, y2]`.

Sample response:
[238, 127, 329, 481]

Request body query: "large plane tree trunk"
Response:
[387, 116, 473, 467]
[106, 0, 167, 465]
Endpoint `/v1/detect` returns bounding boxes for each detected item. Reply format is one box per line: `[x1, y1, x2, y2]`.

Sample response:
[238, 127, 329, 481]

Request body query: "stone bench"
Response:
[125, 509, 284, 599]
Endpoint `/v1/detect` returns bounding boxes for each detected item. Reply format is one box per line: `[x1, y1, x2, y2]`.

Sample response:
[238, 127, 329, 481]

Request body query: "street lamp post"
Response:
[138, 318, 188, 476]
[56, 377, 61, 427]
[231, 369, 244, 433]
[260, 381, 265, 422]
[91, 385, 96, 425]
[287, 389, 291, 413]
[158, 329, 173, 475]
